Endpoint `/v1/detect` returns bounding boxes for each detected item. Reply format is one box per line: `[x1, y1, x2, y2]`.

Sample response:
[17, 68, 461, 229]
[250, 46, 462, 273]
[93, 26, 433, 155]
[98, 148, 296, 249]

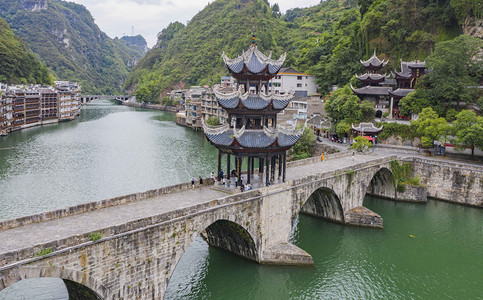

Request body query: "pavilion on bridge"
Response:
[203, 35, 302, 187]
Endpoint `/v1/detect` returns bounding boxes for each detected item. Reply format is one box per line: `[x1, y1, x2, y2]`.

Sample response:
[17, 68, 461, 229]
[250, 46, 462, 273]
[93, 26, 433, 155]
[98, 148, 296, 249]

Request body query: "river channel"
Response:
[0, 100, 481, 299]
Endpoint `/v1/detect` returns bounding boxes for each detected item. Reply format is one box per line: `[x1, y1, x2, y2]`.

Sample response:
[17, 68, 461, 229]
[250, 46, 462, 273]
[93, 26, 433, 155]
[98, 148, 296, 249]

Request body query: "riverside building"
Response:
[0, 82, 81, 136]
[203, 37, 302, 187]
[350, 50, 426, 120]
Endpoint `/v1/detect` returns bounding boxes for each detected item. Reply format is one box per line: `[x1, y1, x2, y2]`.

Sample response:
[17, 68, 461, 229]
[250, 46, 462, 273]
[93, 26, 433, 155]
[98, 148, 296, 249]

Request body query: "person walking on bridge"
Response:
[199, 176, 203, 190]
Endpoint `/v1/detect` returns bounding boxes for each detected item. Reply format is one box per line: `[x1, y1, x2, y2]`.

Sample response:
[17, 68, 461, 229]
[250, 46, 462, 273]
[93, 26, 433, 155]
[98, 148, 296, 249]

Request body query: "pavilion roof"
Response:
[351, 122, 383, 133]
[203, 120, 302, 149]
[360, 50, 388, 69]
[222, 45, 286, 76]
[350, 85, 391, 96]
[389, 88, 413, 98]
[213, 85, 293, 111]
[395, 60, 426, 78]
[356, 73, 387, 81]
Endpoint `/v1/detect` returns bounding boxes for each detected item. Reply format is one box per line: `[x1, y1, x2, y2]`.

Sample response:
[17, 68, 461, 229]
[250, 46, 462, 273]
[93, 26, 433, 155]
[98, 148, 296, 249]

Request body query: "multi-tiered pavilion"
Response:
[203, 39, 302, 187]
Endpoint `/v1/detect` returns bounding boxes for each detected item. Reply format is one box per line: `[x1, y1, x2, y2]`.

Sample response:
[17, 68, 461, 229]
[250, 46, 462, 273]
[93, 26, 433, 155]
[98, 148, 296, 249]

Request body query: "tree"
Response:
[451, 110, 483, 156]
[206, 116, 220, 126]
[424, 35, 483, 109]
[290, 127, 316, 160]
[411, 107, 449, 148]
[351, 136, 372, 152]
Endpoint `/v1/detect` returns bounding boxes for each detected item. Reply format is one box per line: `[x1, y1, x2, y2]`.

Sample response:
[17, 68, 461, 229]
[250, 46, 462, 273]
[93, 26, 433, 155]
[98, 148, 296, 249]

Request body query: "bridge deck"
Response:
[0, 154, 379, 256]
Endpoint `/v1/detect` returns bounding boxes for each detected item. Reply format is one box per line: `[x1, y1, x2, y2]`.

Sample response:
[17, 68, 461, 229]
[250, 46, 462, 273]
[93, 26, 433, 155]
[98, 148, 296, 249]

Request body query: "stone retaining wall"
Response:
[404, 157, 483, 207]
[395, 185, 427, 203]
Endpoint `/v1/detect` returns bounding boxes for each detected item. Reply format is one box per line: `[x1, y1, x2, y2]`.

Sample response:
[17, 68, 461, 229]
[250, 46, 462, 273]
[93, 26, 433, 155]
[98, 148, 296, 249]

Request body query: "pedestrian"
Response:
[199, 176, 203, 189]
[352, 152, 355, 161]
[219, 169, 224, 181]
[210, 171, 215, 184]
[240, 184, 244, 192]
[191, 178, 195, 189]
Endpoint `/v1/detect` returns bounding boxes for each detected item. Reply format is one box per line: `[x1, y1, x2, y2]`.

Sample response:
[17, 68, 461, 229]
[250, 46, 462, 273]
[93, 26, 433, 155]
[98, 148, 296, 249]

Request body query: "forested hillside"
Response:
[0, 17, 51, 85]
[0, 0, 145, 93]
[126, 0, 480, 102]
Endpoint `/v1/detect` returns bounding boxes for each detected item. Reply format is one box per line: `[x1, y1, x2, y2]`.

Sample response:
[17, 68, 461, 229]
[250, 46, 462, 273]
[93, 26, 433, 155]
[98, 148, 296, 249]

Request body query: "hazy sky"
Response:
[70, 0, 321, 47]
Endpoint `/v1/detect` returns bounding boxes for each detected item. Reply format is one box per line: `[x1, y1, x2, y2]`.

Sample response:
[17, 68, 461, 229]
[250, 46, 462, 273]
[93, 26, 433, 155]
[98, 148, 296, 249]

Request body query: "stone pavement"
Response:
[0, 154, 380, 256]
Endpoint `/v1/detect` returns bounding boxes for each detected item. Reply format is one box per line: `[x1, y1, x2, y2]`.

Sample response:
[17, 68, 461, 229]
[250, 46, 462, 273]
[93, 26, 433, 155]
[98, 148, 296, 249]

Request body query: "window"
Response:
[297, 83, 302, 88]
[297, 76, 302, 80]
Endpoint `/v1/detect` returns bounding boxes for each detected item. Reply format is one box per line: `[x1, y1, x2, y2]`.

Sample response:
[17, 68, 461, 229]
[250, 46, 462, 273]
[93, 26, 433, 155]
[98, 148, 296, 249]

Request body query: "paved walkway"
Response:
[0, 154, 380, 256]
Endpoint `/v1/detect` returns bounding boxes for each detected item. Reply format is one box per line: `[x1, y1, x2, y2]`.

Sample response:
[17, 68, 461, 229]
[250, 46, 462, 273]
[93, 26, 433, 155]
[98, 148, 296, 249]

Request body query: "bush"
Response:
[206, 116, 220, 126]
[89, 232, 102, 242]
[350, 136, 372, 152]
[37, 248, 53, 256]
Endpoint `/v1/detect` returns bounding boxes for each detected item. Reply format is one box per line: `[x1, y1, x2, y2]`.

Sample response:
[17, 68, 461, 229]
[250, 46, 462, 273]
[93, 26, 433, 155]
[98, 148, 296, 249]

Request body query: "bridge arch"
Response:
[366, 167, 396, 199]
[165, 215, 258, 296]
[300, 187, 345, 223]
[1, 266, 107, 299]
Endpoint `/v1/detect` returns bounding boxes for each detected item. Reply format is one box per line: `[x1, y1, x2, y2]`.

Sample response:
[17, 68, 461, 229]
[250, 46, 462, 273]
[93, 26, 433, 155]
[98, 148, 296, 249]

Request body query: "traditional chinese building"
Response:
[389, 60, 427, 120]
[203, 37, 302, 187]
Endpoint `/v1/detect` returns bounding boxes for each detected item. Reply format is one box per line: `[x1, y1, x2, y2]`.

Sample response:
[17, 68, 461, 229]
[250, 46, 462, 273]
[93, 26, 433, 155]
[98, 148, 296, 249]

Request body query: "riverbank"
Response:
[121, 101, 178, 112]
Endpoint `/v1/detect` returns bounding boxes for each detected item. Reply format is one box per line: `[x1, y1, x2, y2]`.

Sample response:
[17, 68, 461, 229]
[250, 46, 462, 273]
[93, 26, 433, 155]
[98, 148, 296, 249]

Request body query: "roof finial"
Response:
[252, 30, 256, 47]
[373, 48, 376, 57]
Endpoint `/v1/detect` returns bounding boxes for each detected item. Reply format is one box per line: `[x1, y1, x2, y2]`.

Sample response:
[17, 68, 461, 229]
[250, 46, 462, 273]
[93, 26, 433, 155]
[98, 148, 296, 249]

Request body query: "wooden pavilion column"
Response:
[278, 155, 282, 179]
[259, 158, 264, 177]
[282, 153, 287, 182]
[265, 155, 270, 186]
[238, 156, 243, 187]
[217, 150, 222, 180]
[247, 157, 251, 184]
[271, 156, 276, 182]
[226, 153, 231, 179]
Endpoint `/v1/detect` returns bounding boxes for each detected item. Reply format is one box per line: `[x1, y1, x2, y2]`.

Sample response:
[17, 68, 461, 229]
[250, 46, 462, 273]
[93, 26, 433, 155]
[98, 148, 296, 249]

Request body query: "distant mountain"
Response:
[0, 0, 145, 93]
[0, 16, 51, 85]
[120, 35, 148, 54]
[123, 0, 287, 100]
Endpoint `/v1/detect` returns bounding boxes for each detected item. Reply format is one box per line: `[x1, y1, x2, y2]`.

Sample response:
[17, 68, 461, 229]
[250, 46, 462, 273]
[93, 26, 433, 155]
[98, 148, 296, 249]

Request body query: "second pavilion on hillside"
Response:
[203, 39, 302, 187]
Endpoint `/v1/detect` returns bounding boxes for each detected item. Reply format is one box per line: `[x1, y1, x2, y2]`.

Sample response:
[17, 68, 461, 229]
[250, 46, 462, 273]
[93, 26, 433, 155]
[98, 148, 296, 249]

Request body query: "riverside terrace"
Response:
[0, 153, 481, 299]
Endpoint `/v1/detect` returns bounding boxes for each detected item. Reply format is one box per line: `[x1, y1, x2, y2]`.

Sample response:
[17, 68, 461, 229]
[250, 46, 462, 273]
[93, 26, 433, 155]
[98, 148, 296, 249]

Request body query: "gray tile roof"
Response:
[272, 98, 291, 109]
[227, 60, 244, 73]
[238, 131, 275, 148]
[241, 96, 270, 110]
[277, 133, 301, 147]
[351, 85, 391, 96]
[217, 97, 239, 109]
[389, 88, 413, 97]
[246, 53, 266, 74]
[205, 130, 234, 146]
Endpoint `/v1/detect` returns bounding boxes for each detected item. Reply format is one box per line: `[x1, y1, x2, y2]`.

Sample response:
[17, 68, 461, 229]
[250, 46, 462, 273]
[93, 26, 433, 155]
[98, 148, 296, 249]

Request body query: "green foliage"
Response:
[325, 85, 375, 135]
[351, 135, 372, 152]
[89, 232, 102, 242]
[377, 122, 418, 141]
[411, 107, 450, 148]
[290, 127, 316, 160]
[206, 116, 220, 126]
[0, 0, 144, 93]
[0, 17, 52, 85]
[37, 248, 53, 256]
[451, 110, 483, 155]
[389, 159, 418, 189]
[423, 35, 483, 110]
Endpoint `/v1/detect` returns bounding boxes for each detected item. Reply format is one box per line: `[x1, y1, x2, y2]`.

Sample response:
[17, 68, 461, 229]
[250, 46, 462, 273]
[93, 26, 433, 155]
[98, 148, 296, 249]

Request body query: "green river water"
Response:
[0, 100, 481, 299]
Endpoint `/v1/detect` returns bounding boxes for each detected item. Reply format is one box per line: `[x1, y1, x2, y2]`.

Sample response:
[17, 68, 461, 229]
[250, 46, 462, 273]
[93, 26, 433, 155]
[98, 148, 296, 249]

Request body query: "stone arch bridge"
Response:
[0, 155, 481, 299]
